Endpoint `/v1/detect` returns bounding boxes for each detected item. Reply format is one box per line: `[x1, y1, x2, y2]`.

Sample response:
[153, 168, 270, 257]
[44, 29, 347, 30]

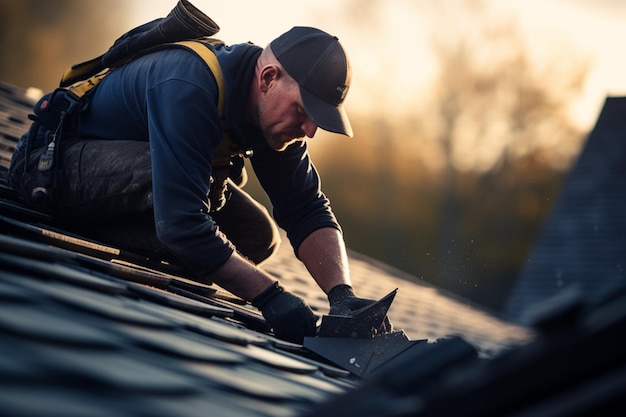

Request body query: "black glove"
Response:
[252, 282, 317, 344]
[328, 284, 393, 333]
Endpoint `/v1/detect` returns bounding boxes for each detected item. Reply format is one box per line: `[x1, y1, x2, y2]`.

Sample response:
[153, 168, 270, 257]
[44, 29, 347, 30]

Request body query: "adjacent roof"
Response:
[507, 97, 626, 322]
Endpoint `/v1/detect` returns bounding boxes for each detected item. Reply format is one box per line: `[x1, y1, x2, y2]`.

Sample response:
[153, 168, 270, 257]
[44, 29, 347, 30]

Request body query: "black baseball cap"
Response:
[270, 27, 353, 137]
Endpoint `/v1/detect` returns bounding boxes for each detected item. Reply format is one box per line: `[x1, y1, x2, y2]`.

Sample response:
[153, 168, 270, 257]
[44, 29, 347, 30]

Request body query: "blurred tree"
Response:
[0, 0, 129, 92]
[308, 0, 589, 311]
[1, 0, 590, 312]
[421, 1, 588, 305]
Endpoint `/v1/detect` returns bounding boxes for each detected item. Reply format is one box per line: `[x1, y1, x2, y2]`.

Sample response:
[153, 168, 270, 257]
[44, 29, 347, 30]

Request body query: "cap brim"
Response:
[300, 87, 353, 137]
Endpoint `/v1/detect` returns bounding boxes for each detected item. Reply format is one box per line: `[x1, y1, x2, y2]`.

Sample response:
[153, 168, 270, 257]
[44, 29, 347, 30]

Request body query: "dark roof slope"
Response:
[507, 97, 626, 323]
[3, 81, 625, 416]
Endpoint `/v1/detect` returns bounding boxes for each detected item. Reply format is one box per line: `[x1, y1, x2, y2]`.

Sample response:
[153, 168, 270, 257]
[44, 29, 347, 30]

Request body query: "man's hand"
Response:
[252, 282, 317, 344]
[327, 284, 393, 332]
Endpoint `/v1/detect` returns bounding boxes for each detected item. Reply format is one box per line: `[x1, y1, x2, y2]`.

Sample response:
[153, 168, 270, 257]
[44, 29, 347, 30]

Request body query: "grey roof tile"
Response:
[0, 386, 136, 417]
[122, 326, 248, 363]
[0, 301, 124, 347]
[128, 283, 234, 317]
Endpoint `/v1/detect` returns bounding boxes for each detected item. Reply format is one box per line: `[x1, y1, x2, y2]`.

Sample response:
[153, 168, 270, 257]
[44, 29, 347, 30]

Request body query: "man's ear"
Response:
[259, 65, 280, 92]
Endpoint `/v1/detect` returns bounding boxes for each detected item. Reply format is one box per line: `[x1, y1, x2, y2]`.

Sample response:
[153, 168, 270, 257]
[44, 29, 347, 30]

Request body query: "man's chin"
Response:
[269, 137, 301, 152]
[268, 141, 288, 152]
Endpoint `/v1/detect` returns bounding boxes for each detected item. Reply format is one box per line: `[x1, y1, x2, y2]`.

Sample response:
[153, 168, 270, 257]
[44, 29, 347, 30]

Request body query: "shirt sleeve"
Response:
[146, 71, 235, 275]
[250, 141, 341, 256]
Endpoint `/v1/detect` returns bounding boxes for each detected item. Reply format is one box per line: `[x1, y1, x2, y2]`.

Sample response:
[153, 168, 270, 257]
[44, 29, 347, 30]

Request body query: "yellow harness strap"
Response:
[67, 69, 110, 100]
[66, 40, 225, 117]
[173, 40, 225, 116]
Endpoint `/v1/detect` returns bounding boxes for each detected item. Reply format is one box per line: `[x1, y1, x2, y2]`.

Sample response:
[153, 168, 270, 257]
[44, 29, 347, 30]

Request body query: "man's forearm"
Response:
[298, 227, 352, 294]
[207, 251, 276, 300]
[206, 227, 351, 300]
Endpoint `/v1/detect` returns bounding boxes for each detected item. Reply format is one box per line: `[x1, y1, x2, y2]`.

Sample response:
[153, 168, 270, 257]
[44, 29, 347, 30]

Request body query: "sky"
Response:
[496, 0, 626, 128]
[126, 0, 626, 131]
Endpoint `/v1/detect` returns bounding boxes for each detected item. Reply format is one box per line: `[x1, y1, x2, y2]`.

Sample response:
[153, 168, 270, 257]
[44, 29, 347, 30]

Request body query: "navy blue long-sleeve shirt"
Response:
[71, 41, 340, 274]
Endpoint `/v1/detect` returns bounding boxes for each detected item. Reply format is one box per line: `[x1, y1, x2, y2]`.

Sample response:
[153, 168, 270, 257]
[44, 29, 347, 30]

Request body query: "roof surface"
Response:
[2, 81, 625, 416]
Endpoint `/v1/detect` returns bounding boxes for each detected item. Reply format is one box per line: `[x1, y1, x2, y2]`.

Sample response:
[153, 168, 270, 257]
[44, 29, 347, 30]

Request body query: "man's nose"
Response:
[302, 118, 318, 138]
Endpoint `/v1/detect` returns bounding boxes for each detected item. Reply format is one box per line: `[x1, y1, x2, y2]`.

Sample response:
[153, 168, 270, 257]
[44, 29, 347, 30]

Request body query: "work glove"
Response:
[252, 282, 317, 344]
[327, 284, 393, 333]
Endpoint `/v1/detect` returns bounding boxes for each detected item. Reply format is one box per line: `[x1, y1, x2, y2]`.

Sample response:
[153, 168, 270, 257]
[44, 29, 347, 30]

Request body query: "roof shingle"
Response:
[4, 80, 625, 416]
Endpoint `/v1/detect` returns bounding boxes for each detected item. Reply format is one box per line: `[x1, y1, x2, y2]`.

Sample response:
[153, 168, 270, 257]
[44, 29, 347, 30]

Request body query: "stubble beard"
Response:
[257, 101, 304, 152]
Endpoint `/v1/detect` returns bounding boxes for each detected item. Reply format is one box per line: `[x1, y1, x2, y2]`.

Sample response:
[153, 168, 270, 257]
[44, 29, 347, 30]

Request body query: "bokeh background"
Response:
[2, 0, 625, 312]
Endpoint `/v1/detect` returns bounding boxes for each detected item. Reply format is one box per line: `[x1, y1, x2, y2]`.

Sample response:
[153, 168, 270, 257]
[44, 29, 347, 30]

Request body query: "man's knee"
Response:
[212, 181, 281, 265]
[247, 218, 281, 265]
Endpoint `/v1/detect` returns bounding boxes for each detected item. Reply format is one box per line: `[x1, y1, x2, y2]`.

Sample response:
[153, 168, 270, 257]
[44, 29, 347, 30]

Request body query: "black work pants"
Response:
[9, 138, 280, 266]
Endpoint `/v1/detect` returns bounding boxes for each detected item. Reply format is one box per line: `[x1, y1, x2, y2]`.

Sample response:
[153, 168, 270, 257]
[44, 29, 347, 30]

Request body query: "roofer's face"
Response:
[257, 79, 318, 151]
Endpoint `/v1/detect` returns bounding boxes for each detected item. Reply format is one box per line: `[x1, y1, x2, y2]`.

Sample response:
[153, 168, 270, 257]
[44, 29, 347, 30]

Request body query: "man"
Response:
[9, 26, 383, 344]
